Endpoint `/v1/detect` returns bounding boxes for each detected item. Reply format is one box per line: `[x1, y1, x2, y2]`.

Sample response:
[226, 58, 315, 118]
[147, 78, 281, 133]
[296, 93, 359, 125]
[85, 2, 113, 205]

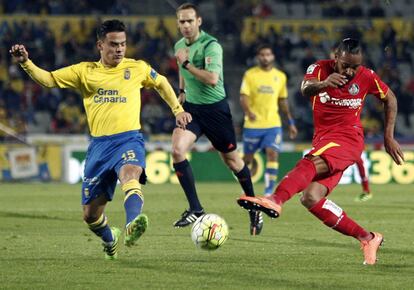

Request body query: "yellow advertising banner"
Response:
[0, 144, 62, 181]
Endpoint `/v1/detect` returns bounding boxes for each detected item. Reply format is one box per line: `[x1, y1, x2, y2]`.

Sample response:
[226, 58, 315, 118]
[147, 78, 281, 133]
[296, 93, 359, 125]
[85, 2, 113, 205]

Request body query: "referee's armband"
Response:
[288, 119, 295, 126]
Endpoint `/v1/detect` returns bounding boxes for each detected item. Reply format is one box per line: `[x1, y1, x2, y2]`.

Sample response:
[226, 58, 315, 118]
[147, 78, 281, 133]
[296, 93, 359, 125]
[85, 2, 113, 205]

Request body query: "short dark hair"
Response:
[256, 43, 273, 54]
[176, 2, 200, 17]
[96, 19, 126, 40]
[337, 38, 361, 54]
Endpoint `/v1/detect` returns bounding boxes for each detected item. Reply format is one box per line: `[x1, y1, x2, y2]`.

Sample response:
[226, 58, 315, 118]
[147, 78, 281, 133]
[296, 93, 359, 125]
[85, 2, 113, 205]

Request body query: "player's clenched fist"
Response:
[9, 44, 29, 63]
[323, 73, 348, 88]
[175, 48, 189, 65]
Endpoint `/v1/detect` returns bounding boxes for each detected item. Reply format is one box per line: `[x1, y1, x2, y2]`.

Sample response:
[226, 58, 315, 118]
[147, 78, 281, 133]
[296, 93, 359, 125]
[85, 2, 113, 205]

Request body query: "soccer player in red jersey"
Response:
[238, 38, 405, 265]
[330, 44, 372, 202]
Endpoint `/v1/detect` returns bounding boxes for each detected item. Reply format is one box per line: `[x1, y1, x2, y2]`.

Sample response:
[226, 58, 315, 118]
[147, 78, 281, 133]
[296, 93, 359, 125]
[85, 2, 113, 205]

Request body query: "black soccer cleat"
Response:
[249, 210, 263, 236]
[173, 209, 205, 228]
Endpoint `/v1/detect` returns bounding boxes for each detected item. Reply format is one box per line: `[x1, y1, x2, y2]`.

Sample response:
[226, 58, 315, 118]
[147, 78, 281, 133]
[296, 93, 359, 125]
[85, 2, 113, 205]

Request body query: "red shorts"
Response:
[307, 130, 364, 194]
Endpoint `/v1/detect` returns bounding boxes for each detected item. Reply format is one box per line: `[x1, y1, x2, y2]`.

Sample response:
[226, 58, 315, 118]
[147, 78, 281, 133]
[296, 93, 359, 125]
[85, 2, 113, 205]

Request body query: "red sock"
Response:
[272, 158, 316, 205]
[356, 160, 370, 193]
[309, 198, 370, 240]
[361, 178, 370, 193]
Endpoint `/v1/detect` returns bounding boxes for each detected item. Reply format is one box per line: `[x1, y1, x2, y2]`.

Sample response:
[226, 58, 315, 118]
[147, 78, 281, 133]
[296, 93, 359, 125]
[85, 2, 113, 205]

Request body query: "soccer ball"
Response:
[191, 213, 229, 250]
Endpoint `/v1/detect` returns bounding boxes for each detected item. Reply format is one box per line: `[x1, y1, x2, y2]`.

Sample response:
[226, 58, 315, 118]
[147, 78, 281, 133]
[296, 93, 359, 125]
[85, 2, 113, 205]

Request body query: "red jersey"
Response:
[304, 59, 389, 137]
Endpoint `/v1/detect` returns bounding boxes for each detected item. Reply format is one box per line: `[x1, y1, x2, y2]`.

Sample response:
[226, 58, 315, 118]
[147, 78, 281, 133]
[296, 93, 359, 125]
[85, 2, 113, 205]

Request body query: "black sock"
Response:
[235, 165, 255, 197]
[173, 159, 203, 212]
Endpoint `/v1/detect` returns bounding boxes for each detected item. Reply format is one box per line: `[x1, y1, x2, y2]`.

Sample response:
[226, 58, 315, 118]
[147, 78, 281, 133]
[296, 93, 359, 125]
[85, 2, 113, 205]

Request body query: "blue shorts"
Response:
[81, 130, 146, 205]
[243, 127, 282, 154]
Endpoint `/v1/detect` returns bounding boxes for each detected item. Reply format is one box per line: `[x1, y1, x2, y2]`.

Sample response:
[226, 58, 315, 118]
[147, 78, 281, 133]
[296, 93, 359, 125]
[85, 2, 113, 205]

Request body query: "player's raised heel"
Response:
[237, 195, 282, 219]
[361, 232, 383, 265]
[103, 227, 122, 260]
[124, 214, 148, 247]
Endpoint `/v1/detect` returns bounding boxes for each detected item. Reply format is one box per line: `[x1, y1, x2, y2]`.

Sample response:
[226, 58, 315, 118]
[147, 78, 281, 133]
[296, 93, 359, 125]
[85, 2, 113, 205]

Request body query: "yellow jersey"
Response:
[51, 58, 166, 137]
[240, 66, 288, 128]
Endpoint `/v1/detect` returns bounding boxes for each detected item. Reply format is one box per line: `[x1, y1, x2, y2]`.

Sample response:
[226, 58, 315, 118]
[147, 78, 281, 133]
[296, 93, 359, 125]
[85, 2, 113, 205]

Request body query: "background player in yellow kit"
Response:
[240, 44, 297, 195]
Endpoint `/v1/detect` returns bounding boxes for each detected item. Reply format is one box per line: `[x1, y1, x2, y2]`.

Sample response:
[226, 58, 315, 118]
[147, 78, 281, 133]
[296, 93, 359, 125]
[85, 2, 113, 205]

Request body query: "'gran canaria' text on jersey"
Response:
[93, 88, 127, 103]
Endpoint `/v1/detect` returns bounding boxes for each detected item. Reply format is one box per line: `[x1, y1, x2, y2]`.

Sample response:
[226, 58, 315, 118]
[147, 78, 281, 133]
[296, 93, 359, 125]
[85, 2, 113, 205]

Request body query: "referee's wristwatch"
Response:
[182, 60, 190, 70]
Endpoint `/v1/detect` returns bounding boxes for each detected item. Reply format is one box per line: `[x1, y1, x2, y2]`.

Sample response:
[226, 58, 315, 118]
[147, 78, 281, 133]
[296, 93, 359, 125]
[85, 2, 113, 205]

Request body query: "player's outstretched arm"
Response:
[9, 44, 57, 88]
[154, 75, 192, 129]
[382, 89, 404, 165]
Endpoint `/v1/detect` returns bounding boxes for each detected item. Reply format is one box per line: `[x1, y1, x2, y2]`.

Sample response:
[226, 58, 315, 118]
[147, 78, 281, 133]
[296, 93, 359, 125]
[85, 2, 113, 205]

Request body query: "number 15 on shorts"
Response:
[122, 150, 137, 162]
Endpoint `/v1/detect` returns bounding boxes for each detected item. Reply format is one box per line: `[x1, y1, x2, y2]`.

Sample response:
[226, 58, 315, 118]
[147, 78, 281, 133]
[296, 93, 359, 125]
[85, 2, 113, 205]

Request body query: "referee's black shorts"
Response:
[183, 99, 237, 153]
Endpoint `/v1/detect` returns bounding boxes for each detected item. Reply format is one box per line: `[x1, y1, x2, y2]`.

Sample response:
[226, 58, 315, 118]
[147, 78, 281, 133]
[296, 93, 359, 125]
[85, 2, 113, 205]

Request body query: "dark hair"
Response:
[176, 2, 200, 17]
[337, 38, 361, 54]
[96, 19, 126, 40]
[256, 43, 273, 54]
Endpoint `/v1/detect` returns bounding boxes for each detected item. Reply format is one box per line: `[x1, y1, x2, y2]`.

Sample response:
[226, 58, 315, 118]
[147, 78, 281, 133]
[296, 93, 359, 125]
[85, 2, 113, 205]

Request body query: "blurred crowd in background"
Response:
[0, 0, 413, 143]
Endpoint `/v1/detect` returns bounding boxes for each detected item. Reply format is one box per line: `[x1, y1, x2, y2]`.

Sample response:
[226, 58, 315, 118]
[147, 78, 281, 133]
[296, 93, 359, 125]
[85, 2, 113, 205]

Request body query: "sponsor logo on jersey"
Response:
[258, 85, 274, 94]
[318, 92, 362, 109]
[306, 64, 317, 74]
[93, 88, 127, 103]
[124, 68, 130, 80]
[348, 83, 359, 95]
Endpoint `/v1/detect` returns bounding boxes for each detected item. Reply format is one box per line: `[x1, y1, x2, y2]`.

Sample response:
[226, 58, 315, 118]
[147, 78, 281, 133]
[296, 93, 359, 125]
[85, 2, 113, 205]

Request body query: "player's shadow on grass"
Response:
[291, 237, 352, 249]
[230, 237, 277, 244]
[0, 211, 71, 221]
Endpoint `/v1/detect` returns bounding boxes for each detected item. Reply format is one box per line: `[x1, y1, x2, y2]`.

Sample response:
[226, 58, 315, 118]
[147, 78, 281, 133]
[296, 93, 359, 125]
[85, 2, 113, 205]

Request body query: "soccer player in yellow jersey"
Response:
[240, 44, 298, 195]
[10, 20, 192, 260]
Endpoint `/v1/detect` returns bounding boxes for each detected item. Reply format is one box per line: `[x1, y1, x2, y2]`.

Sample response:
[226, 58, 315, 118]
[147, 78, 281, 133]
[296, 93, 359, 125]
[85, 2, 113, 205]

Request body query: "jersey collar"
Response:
[185, 30, 205, 46]
[97, 57, 125, 68]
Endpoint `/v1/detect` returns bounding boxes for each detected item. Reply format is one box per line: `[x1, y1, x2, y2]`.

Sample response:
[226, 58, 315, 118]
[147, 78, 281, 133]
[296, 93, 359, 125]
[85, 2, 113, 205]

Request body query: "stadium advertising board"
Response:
[64, 145, 414, 185]
[0, 144, 61, 181]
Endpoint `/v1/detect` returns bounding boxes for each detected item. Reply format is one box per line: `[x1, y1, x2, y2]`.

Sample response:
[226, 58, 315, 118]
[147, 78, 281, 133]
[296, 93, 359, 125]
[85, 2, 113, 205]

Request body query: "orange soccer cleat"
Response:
[360, 232, 384, 265]
[237, 195, 282, 219]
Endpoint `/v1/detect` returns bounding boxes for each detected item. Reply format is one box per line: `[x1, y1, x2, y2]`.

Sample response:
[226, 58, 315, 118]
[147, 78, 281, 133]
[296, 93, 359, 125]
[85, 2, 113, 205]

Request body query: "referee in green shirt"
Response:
[171, 3, 263, 236]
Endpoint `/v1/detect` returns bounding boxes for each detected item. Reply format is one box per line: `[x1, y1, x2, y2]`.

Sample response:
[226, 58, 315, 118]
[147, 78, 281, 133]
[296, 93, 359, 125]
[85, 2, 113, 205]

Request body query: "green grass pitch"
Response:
[1, 182, 413, 289]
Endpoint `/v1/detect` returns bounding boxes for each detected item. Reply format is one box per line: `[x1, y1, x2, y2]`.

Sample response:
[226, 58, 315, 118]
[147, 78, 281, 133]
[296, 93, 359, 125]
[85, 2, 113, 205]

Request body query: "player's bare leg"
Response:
[83, 195, 121, 260]
[119, 164, 148, 246]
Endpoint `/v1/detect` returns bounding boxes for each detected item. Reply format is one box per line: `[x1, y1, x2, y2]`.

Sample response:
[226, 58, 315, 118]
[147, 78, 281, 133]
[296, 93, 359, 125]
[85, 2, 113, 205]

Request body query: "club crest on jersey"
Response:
[348, 83, 359, 95]
[124, 68, 130, 80]
[306, 64, 317, 74]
